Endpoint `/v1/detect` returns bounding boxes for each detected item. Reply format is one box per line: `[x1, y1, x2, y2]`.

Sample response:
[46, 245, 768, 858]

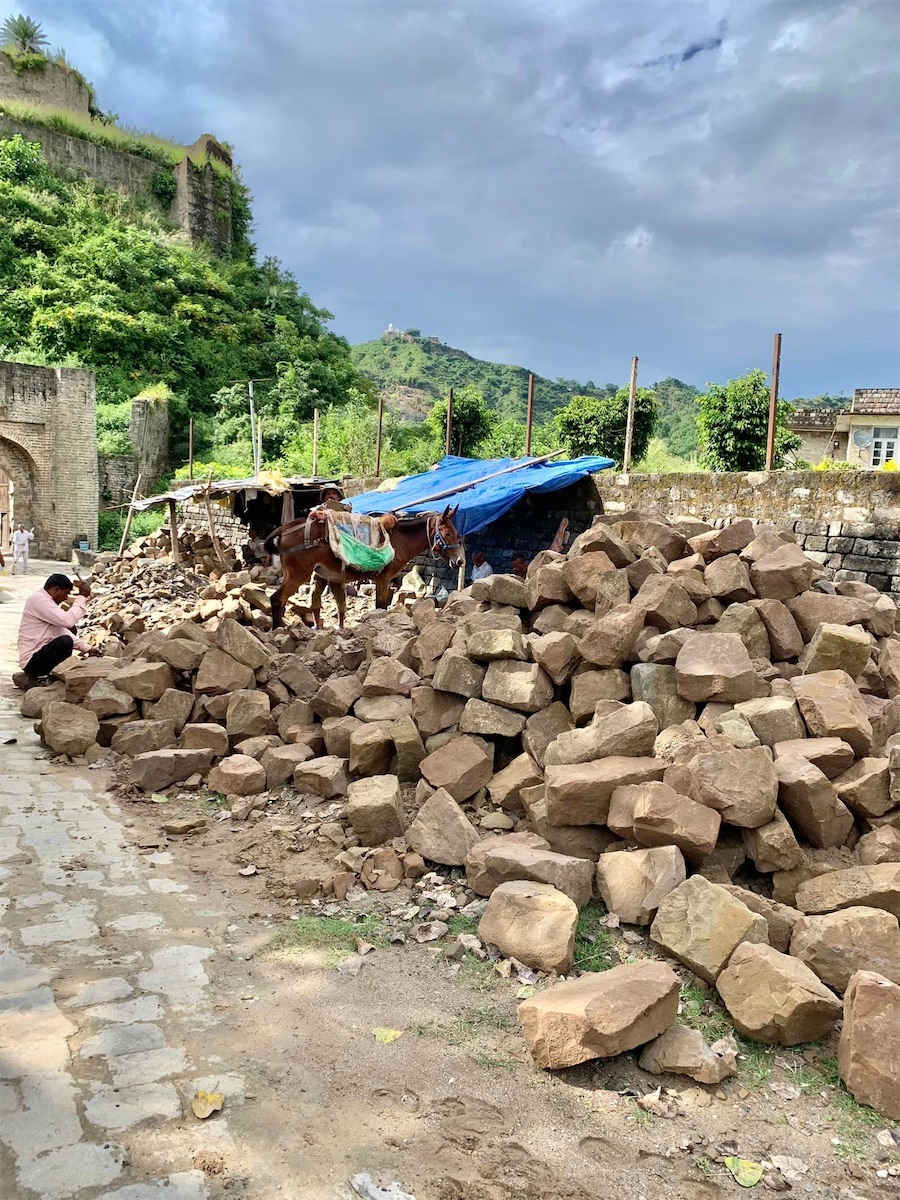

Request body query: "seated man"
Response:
[470, 550, 493, 580]
[17, 574, 96, 681]
[242, 527, 269, 568]
[511, 554, 529, 579]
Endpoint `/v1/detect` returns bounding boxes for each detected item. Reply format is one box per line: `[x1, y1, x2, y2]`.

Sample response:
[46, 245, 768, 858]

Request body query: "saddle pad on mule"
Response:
[322, 511, 395, 572]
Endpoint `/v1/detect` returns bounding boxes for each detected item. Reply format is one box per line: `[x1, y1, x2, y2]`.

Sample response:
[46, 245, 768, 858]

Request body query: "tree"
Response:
[555, 387, 658, 466]
[428, 384, 495, 457]
[697, 368, 801, 471]
[1, 14, 48, 53]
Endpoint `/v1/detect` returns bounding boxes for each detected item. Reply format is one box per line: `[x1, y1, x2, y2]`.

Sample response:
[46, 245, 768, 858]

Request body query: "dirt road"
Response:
[0, 568, 892, 1199]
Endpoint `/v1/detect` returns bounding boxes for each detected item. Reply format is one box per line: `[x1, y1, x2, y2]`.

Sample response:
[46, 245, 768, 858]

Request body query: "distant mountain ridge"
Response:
[351, 330, 612, 424]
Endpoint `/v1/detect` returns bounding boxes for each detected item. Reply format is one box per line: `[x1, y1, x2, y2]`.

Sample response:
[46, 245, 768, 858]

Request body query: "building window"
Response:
[872, 427, 898, 467]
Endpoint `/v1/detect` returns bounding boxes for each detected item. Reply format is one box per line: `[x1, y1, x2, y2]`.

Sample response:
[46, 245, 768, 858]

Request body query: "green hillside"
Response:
[352, 331, 612, 423]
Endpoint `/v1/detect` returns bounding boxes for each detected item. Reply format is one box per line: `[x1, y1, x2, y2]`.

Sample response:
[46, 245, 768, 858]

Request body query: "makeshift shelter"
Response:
[350, 454, 615, 535]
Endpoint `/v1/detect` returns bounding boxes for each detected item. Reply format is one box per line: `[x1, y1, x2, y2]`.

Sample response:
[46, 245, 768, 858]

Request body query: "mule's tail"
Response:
[264, 530, 281, 557]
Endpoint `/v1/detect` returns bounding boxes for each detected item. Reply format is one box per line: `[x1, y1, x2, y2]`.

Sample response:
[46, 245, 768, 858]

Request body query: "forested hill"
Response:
[352, 331, 610, 423]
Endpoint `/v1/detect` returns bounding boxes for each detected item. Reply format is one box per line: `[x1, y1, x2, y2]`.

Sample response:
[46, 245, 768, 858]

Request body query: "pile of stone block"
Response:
[25, 510, 900, 1117]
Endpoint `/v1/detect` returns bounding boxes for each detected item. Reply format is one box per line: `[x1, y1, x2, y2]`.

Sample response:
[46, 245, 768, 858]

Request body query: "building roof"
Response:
[131, 474, 342, 512]
[789, 410, 845, 430]
[350, 453, 614, 536]
[852, 388, 900, 415]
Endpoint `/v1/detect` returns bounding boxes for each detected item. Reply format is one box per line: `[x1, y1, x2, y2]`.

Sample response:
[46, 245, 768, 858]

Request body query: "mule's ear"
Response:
[450, 504, 459, 521]
[440, 504, 450, 520]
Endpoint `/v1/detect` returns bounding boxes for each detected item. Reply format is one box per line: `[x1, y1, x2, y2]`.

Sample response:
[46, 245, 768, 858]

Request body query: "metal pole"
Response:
[765, 332, 782, 471]
[257, 416, 263, 474]
[623, 356, 638, 471]
[445, 387, 454, 457]
[248, 380, 258, 476]
[375, 394, 384, 475]
[188, 418, 194, 481]
[167, 498, 181, 563]
[312, 407, 320, 477]
[117, 472, 143, 557]
[525, 373, 535, 456]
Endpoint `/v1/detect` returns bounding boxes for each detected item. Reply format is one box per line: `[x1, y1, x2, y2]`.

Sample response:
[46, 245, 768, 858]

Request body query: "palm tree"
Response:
[1, 14, 49, 55]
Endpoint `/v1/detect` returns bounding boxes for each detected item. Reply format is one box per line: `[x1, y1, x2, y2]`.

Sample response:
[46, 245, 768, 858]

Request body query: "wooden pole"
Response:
[457, 537, 467, 593]
[257, 416, 263, 475]
[765, 332, 783, 471]
[525, 373, 535, 456]
[117, 472, 143, 557]
[375, 394, 384, 476]
[623, 356, 638, 471]
[312, 408, 320, 477]
[167, 498, 181, 563]
[188, 418, 194, 481]
[390, 449, 565, 511]
[202, 475, 227, 566]
[445, 387, 454, 457]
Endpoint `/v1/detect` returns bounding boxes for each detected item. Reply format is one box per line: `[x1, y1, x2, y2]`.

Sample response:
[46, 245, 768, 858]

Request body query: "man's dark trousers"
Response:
[23, 635, 74, 677]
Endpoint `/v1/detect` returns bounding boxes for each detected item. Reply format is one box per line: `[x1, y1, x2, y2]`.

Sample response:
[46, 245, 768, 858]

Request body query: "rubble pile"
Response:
[26, 510, 900, 1116]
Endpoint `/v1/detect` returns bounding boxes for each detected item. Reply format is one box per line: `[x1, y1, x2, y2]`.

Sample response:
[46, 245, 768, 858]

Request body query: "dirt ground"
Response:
[1, 566, 898, 1200]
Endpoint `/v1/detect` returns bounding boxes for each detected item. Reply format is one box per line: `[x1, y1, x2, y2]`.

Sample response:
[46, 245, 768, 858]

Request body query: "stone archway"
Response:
[0, 436, 36, 541]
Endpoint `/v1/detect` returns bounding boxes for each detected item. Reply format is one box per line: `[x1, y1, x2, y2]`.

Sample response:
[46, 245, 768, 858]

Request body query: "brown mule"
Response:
[265, 505, 463, 629]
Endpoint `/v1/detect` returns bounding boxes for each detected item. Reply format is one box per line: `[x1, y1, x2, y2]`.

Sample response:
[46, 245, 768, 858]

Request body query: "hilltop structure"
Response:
[0, 50, 233, 250]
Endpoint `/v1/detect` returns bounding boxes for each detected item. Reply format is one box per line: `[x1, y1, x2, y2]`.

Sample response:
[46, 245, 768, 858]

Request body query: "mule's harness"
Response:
[275, 512, 459, 563]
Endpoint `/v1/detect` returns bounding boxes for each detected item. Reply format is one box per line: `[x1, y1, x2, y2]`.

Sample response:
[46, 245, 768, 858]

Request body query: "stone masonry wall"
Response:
[98, 455, 137, 506]
[172, 157, 232, 251]
[0, 55, 90, 117]
[0, 115, 159, 195]
[0, 362, 98, 557]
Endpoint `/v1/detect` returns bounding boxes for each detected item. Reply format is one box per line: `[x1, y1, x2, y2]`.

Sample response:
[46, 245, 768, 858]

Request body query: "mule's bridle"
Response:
[427, 513, 461, 559]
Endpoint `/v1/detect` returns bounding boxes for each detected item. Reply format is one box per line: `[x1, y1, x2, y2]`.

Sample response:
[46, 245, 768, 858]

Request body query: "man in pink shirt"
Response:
[17, 573, 97, 680]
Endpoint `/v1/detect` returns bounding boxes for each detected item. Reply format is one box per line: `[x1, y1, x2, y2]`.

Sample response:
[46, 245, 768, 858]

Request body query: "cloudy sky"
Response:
[27, 0, 900, 396]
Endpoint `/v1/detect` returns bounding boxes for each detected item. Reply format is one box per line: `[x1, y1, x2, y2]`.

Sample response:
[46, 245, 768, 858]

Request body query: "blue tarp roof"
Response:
[350, 454, 615, 536]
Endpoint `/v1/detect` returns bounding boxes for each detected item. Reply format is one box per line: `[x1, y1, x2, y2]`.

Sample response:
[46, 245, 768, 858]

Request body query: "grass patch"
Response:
[268, 913, 384, 964]
[737, 1040, 777, 1088]
[447, 913, 480, 937]
[412, 1005, 516, 1050]
[678, 982, 733, 1042]
[573, 900, 616, 973]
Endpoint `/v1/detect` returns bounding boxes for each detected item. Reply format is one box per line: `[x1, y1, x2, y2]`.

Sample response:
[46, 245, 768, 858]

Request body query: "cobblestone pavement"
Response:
[0, 566, 227, 1199]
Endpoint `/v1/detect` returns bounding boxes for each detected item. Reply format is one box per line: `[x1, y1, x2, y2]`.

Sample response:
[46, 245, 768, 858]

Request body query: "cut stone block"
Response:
[790, 907, 900, 992]
[544, 757, 664, 826]
[479, 881, 578, 973]
[404, 787, 481, 866]
[774, 755, 854, 848]
[717, 942, 841, 1045]
[650, 875, 769, 983]
[595, 846, 686, 925]
[346, 774, 405, 844]
[795, 864, 900, 918]
[838, 971, 900, 1119]
[419, 734, 493, 802]
[675, 633, 768, 704]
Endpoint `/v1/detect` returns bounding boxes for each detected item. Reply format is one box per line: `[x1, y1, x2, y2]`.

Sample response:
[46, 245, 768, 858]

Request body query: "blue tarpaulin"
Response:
[350, 454, 615, 536]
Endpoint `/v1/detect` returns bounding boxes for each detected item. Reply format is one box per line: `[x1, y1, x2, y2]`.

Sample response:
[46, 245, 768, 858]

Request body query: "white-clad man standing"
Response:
[12, 524, 34, 574]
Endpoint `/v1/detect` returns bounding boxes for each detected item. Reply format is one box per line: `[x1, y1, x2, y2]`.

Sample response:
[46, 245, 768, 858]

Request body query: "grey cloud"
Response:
[25, 0, 900, 395]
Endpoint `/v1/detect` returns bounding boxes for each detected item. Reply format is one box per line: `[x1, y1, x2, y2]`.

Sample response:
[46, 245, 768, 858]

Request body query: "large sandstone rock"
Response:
[293, 755, 351, 799]
[389, 716, 426, 782]
[479, 842, 594, 906]
[833, 757, 893, 818]
[56, 657, 119, 701]
[774, 755, 854, 848]
[460, 698, 526, 738]
[419, 735, 493, 802]
[517, 961, 680, 1069]
[795, 864, 900, 918]
[109, 661, 175, 702]
[530, 632, 580, 686]
[310, 675, 363, 719]
[623, 519, 687, 563]
[787, 591, 874, 642]
[749, 543, 815, 602]
[363, 656, 420, 696]
[207, 753, 267, 797]
[155, 637, 206, 672]
[276, 699, 314, 741]
[347, 775, 405, 844]
[802, 623, 871, 678]
[349, 724, 394, 776]
[705, 554, 754, 603]
[749, 598, 804, 661]
[488, 753, 543, 811]
[84, 679, 137, 718]
[650, 875, 769, 983]
[858, 826, 900, 865]
[717, 942, 841, 1045]
[838, 971, 900, 1119]
[465, 832, 551, 896]
[638, 1026, 738, 1085]
[410, 686, 465, 735]
[471, 573, 527, 607]
[226, 690, 271, 740]
[569, 521, 635, 565]
[431, 651, 486, 698]
[734, 696, 806, 747]
[632, 575, 697, 632]
[194, 649, 256, 696]
[525, 564, 578, 611]
[742, 809, 804, 873]
[321, 715, 362, 758]
[630, 781, 721, 864]
[689, 520, 754, 560]
[716, 603, 771, 660]
[562, 552, 617, 608]
[790, 907, 900, 991]
[479, 881, 578, 974]
[674, 633, 768, 704]
[595, 846, 686, 925]
[630, 664, 695, 729]
[128, 747, 213, 791]
[216, 617, 269, 669]
[521, 703, 574, 769]
[405, 787, 481, 865]
[773, 737, 854, 778]
[261, 744, 316, 789]
[723, 885, 802, 953]
[466, 628, 527, 662]
[545, 757, 664, 825]
[688, 745, 778, 828]
[482, 661, 554, 713]
[41, 702, 99, 756]
[569, 669, 631, 722]
[355, 695, 412, 724]
[545, 702, 657, 766]
[110, 719, 177, 757]
[577, 604, 645, 668]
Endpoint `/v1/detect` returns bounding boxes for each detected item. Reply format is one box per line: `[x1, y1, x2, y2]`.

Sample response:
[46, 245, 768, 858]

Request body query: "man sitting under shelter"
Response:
[470, 550, 493, 580]
[17, 574, 96, 682]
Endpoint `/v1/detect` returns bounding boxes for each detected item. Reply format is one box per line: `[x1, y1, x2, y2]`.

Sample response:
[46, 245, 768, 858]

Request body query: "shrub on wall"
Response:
[150, 166, 176, 206]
